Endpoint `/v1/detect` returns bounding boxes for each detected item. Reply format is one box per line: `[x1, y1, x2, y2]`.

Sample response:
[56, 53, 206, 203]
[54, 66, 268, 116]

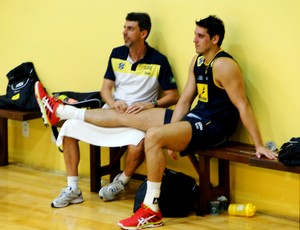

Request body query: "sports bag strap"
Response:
[51, 126, 63, 152]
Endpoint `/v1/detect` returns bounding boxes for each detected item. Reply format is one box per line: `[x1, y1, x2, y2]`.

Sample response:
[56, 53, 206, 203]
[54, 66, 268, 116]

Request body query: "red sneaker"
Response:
[34, 81, 62, 126]
[118, 203, 163, 229]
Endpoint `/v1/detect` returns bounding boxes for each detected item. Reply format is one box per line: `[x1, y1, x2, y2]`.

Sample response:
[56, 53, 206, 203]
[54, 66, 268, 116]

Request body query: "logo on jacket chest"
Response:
[118, 62, 126, 70]
[197, 75, 209, 82]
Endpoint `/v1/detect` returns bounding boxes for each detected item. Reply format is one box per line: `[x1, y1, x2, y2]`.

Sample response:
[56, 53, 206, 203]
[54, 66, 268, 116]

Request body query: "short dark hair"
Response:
[196, 15, 225, 47]
[126, 12, 151, 39]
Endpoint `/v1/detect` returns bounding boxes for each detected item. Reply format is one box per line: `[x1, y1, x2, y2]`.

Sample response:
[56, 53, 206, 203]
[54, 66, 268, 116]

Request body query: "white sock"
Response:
[144, 181, 161, 212]
[67, 176, 79, 192]
[56, 104, 86, 121]
[117, 171, 131, 185]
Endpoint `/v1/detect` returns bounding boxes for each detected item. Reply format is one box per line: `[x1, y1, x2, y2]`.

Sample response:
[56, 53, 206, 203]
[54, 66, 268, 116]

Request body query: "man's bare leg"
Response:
[99, 141, 145, 201]
[51, 136, 84, 208]
[63, 136, 80, 177]
[145, 121, 192, 181]
[124, 142, 145, 177]
[84, 108, 167, 131]
[35, 83, 167, 129]
[142, 121, 192, 212]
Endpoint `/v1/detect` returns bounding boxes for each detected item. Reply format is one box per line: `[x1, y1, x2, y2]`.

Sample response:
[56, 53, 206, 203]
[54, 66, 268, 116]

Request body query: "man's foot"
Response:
[34, 81, 62, 126]
[51, 186, 84, 208]
[99, 173, 126, 201]
[118, 203, 163, 229]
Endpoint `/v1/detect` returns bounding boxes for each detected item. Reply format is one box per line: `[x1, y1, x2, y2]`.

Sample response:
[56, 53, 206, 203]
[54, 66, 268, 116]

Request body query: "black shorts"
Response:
[182, 113, 230, 154]
[164, 109, 173, 124]
[164, 110, 230, 155]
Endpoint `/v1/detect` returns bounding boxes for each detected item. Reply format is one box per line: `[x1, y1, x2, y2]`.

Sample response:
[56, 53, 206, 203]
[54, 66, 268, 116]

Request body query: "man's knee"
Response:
[127, 142, 144, 155]
[145, 127, 161, 146]
[63, 136, 79, 144]
[126, 143, 145, 166]
[62, 137, 80, 152]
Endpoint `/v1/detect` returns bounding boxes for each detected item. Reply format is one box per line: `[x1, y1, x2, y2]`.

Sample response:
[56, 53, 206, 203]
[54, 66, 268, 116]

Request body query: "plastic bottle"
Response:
[265, 140, 277, 151]
[217, 195, 228, 213]
[228, 203, 256, 217]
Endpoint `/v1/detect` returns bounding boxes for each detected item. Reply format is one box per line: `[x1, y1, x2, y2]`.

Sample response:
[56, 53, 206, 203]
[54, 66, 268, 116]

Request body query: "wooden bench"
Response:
[186, 141, 300, 216]
[0, 109, 41, 166]
[90, 140, 300, 216]
[90, 139, 300, 217]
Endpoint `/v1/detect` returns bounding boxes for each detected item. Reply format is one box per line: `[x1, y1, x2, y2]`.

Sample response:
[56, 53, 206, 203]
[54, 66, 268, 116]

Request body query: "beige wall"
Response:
[0, 0, 299, 220]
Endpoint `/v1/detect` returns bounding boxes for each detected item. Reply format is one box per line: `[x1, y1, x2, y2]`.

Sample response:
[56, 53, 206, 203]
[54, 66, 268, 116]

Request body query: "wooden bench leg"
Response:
[197, 156, 230, 215]
[89, 145, 127, 193]
[90, 145, 101, 192]
[0, 117, 8, 166]
[197, 155, 211, 215]
[218, 159, 230, 204]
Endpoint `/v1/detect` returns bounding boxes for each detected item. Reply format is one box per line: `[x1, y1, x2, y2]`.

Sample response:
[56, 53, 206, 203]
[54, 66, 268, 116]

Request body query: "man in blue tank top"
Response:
[35, 15, 278, 229]
[116, 15, 278, 229]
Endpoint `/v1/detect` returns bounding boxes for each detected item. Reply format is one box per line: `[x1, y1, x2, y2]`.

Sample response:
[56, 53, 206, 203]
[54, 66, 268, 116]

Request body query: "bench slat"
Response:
[194, 142, 257, 164]
[0, 109, 41, 121]
[249, 157, 300, 174]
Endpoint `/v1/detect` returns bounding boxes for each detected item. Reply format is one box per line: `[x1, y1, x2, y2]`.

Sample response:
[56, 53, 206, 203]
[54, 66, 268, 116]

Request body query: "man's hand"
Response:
[112, 100, 128, 113]
[255, 145, 278, 160]
[125, 102, 153, 114]
[167, 149, 178, 160]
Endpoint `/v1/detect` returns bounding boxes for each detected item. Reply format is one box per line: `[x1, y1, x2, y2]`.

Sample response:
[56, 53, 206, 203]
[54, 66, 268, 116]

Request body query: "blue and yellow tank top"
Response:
[190, 50, 239, 131]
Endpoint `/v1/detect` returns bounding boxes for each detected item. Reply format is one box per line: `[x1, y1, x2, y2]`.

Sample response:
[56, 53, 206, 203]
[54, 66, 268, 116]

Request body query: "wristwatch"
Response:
[151, 100, 158, 107]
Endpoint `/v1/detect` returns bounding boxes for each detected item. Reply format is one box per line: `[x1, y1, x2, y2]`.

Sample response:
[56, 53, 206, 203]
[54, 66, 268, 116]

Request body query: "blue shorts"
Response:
[164, 110, 231, 155]
[182, 113, 230, 152]
[164, 109, 173, 124]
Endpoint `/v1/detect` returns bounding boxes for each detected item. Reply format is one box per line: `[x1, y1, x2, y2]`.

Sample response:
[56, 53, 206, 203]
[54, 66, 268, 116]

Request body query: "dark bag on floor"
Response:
[278, 137, 300, 166]
[0, 62, 40, 111]
[133, 168, 199, 217]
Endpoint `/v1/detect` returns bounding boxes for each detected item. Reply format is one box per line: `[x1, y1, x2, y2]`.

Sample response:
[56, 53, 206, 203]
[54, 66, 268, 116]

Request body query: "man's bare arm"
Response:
[214, 57, 277, 159]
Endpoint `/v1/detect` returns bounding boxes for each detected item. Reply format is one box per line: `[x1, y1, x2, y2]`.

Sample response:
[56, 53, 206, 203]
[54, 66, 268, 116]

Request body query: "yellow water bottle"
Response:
[228, 203, 256, 217]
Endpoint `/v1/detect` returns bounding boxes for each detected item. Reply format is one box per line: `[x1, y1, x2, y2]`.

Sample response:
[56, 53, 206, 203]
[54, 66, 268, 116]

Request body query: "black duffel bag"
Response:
[133, 168, 199, 217]
[278, 137, 300, 166]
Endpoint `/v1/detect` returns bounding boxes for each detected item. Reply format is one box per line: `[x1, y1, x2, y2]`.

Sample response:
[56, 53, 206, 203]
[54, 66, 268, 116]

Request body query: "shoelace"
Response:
[108, 181, 124, 194]
[137, 215, 157, 227]
[58, 188, 71, 198]
[135, 207, 157, 227]
[42, 97, 55, 113]
[59, 187, 79, 200]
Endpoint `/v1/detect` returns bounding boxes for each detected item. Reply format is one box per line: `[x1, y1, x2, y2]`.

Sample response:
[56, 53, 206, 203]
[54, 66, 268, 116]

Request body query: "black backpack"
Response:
[278, 137, 300, 166]
[52, 91, 102, 109]
[133, 168, 199, 217]
[0, 62, 40, 111]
